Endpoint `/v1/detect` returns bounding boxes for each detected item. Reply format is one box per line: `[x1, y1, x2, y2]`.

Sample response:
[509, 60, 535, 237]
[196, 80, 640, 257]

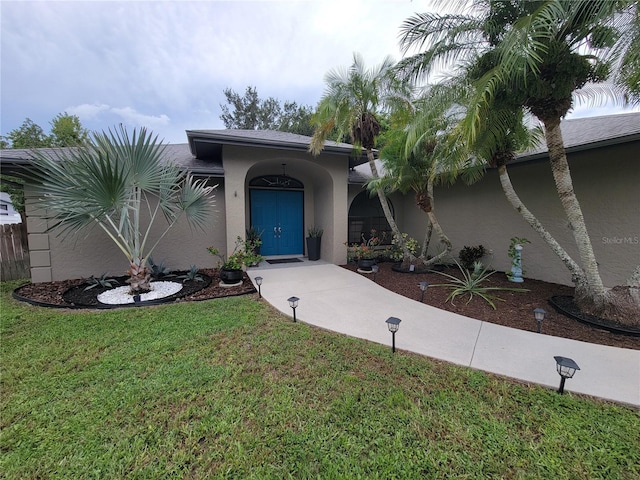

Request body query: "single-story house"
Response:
[0, 191, 22, 225]
[1, 112, 638, 288]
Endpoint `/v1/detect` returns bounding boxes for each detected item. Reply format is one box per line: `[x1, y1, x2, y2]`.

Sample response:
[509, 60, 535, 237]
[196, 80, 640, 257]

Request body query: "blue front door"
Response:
[250, 189, 303, 256]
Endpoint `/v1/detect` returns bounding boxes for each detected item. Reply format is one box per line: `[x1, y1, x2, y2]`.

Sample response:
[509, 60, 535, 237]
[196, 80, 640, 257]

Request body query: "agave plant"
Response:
[177, 265, 203, 283]
[431, 261, 528, 309]
[28, 126, 216, 294]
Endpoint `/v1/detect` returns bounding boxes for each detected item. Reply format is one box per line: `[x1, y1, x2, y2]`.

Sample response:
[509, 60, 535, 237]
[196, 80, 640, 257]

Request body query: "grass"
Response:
[1, 280, 639, 479]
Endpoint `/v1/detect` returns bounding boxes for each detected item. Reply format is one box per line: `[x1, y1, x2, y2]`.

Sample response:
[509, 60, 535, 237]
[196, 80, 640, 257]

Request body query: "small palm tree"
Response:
[309, 53, 415, 262]
[28, 126, 216, 294]
[372, 89, 480, 268]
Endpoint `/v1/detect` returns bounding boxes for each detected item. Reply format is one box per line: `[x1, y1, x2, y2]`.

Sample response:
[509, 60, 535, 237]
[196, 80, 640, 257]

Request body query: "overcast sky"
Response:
[2, 0, 637, 144]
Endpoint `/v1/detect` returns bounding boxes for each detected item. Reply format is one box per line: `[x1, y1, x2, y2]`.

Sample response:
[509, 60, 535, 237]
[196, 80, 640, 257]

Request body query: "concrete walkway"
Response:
[248, 260, 640, 407]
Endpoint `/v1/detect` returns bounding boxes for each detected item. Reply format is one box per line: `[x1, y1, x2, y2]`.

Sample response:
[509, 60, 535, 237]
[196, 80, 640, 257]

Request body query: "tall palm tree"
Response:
[611, 1, 640, 102]
[309, 53, 415, 262]
[399, 0, 639, 319]
[28, 126, 216, 294]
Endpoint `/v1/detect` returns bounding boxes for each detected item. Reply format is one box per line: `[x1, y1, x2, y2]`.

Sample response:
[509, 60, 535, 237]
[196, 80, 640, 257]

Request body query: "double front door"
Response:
[250, 189, 303, 256]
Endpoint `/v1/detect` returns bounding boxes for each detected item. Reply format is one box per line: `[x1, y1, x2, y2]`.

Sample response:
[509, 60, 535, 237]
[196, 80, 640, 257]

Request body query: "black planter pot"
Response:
[306, 237, 321, 261]
[358, 258, 376, 271]
[220, 268, 243, 284]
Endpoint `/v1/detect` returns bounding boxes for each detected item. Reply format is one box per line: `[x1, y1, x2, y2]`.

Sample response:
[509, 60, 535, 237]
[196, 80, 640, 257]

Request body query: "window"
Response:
[348, 192, 393, 244]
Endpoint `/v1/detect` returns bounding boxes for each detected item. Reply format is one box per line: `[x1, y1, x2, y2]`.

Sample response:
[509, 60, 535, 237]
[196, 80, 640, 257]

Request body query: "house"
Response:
[384, 112, 640, 287]
[0, 112, 638, 287]
[0, 192, 22, 225]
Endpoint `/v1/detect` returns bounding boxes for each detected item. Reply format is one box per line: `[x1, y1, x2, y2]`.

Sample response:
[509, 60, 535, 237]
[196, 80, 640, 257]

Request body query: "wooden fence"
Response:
[0, 223, 30, 281]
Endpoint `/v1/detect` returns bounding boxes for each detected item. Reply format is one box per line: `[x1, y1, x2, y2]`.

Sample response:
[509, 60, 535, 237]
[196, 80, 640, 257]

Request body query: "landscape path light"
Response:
[554, 356, 580, 394]
[418, 281, 429, 302]
[534, 308, 546, 333]
[371, 264, 379, 282]
[287, 296, 299, 322]
[385, 316, 401, 353]
[255, 276, 263, 299]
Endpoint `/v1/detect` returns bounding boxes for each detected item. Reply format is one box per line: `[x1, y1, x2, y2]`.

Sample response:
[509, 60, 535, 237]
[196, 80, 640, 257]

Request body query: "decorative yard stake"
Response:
[510, 244, 524, 283]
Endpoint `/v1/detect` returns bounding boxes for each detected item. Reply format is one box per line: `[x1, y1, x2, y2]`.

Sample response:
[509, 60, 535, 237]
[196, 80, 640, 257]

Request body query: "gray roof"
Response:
[0, 143, 223, 177]
[2, 113, 637, 179]
[186, 129, 368, 169]
[516, 112, 640, 162]
[187, 129, 357, 152]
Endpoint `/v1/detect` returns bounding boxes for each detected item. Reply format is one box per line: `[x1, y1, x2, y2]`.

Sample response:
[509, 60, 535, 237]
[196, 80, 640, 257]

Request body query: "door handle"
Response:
[273, 226, 277, 237]
[278, 226, 282, 235]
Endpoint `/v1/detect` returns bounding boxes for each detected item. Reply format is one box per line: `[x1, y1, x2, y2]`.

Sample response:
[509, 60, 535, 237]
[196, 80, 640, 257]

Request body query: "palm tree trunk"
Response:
[421, 221, 433, 258]
[366, 148, 413, 260]
[415, 177, 451, 267]
[127, 259, 152, 294]
[543, 120, 609, 309]
[497, 164, 585, 285]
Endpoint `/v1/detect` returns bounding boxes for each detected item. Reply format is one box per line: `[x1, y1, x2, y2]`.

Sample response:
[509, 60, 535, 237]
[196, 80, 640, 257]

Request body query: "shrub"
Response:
[459, 245, 487, 270]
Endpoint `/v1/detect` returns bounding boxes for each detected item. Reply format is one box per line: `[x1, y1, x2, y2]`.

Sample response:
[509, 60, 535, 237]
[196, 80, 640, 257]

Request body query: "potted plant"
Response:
[208, 236, 263, 284]
[246, 226, 263, 256]
[306, 226, 323, 261]
[350, 229, 380, 271]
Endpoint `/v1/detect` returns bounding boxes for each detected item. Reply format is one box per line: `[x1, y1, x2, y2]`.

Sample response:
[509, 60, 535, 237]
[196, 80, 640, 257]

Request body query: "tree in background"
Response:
[1, 113, 89, 149]
[49, 113, 90, 147]
[1, 113, 91, 215]
[3, 118, 51, 149]
[219, 86, 314, 135]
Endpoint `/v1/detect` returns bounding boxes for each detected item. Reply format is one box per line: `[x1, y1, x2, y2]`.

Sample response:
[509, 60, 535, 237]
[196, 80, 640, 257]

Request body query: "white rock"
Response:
[97, 281, 183, 305]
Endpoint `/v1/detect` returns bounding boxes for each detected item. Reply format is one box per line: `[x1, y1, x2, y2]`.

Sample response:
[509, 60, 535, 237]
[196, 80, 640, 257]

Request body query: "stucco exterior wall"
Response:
[399, 142, 639, 287]
[25, 179, 224, 282]
[223, 145, 349, 265]
[24, 136, 636, 286]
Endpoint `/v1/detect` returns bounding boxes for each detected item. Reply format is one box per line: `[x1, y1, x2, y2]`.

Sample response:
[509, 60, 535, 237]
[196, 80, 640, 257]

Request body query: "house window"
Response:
[348, 191, 394, 244]
[249, 175, 303, 190]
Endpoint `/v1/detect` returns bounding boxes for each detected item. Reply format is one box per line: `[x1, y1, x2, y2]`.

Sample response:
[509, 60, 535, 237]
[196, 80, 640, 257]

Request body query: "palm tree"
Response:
[372, 88, 483, 268]
[28, 126, 216, 294]
[611, 1, 640, 101]
[309, 53, 415, 262]
[399, 0, 639, 319]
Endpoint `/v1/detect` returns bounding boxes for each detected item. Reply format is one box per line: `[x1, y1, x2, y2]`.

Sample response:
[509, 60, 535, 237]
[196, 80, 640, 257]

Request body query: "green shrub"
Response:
[459, 245, 487, 270]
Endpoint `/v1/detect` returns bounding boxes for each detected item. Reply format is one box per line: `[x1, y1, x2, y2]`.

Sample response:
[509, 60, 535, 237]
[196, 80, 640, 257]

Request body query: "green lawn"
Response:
[1, 280, 638, 479]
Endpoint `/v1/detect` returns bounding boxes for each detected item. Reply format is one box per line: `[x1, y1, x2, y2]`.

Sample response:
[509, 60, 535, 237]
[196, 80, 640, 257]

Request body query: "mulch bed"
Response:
[10, 264, 639, 350]
[13, 269, 256, 309]
[342, 262, 640, 350]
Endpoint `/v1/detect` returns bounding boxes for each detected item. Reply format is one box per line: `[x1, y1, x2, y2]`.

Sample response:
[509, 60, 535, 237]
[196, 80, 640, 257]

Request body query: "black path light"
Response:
[534, 308, 546, 333]
[554, 356, 580, 394]
[287, 296, 300, 322]
[418, 281, 429, 302]
[385, 316, 402, 353]
[255, 276, 263, 299]
[371, 264, 379, 282]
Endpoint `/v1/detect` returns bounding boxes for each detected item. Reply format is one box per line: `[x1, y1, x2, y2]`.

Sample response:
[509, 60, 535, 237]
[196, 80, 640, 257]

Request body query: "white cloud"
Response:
[66, 104, 111, 120]
[1, 0, 635, 145]
[66, 103, 171, 131]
